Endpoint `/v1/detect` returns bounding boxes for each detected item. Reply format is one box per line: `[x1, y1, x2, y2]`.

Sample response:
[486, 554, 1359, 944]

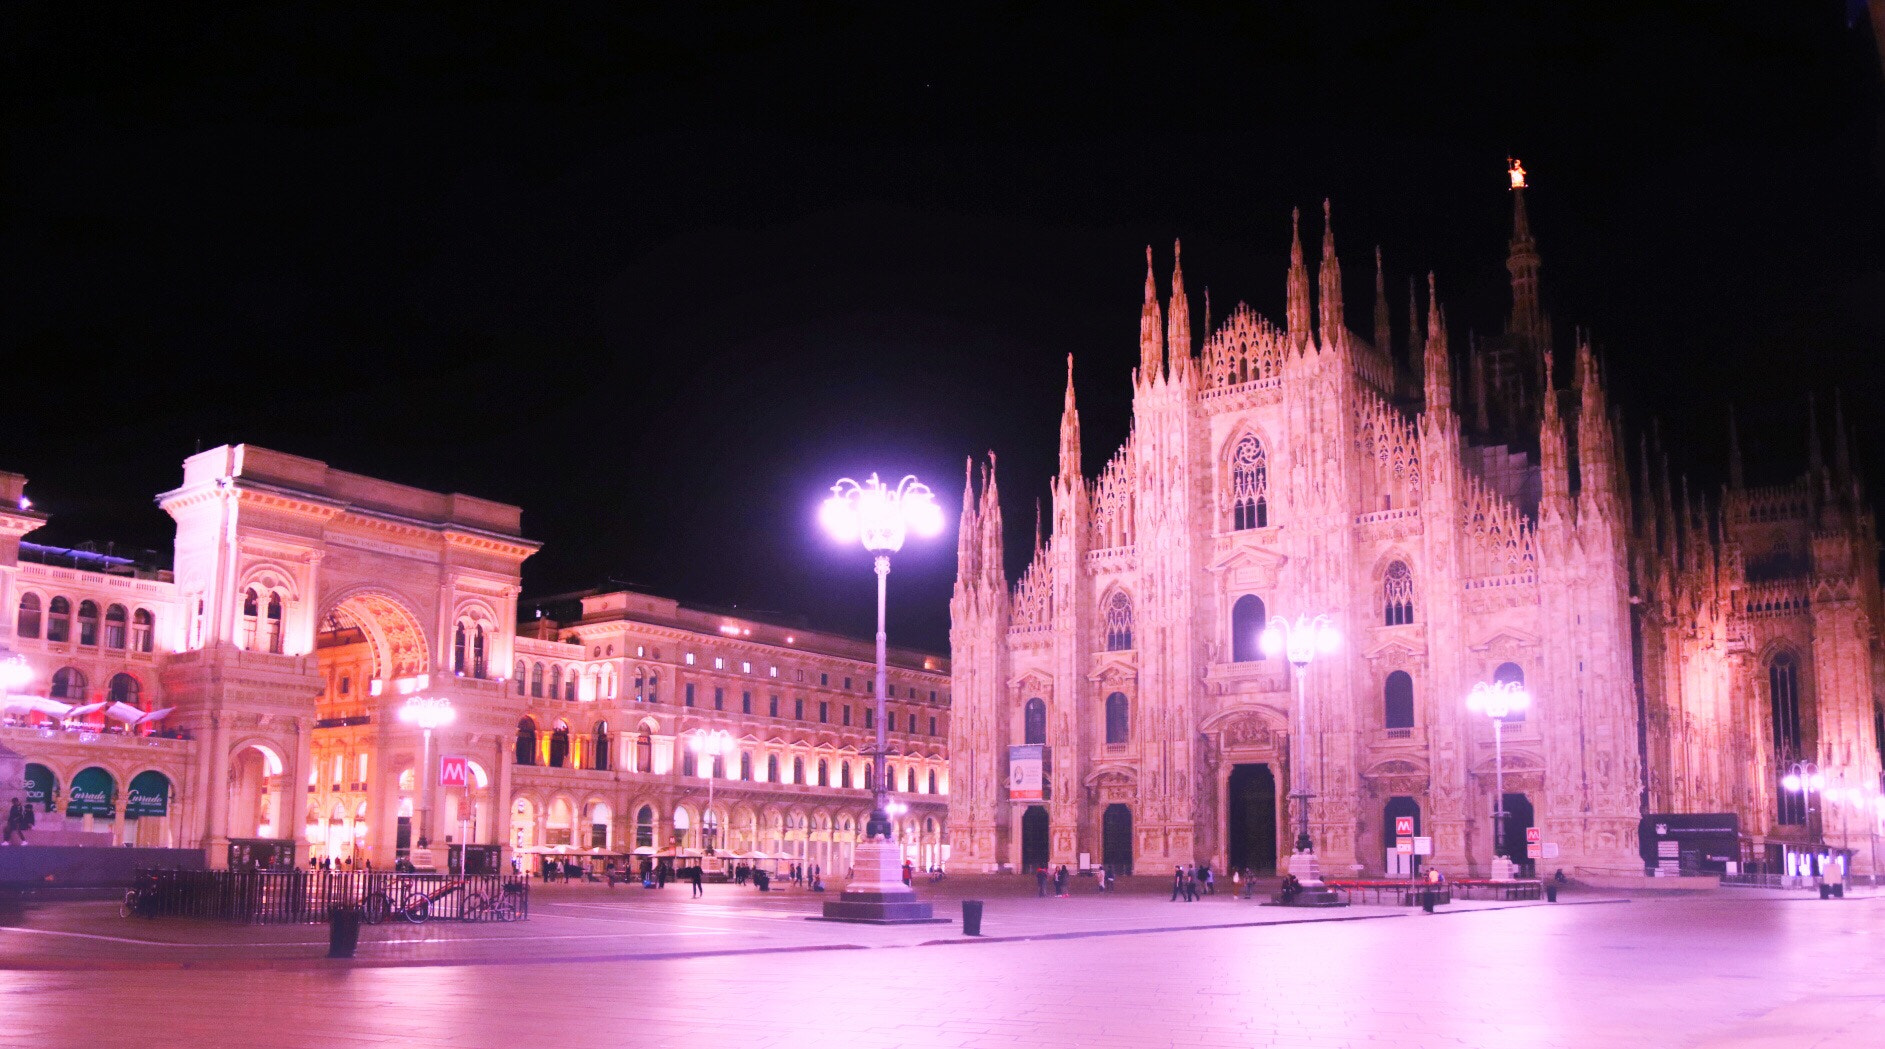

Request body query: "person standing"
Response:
[1171, 865, 1184, 902]
[1037, 865, 1049, 897]
[1055, 865, 1069, 897]
[1201, 864, 1214, 896]
[1183, 866, 1198, 902]
[5, 798, 23, 845]
[689, 865, 704, 898]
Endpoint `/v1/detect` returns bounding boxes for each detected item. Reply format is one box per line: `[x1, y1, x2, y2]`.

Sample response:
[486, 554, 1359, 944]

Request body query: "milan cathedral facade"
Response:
[947, 168, 1884, 880]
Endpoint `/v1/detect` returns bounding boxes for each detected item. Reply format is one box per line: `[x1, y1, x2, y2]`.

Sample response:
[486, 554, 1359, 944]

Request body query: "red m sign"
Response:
[440, 756, 469, 788]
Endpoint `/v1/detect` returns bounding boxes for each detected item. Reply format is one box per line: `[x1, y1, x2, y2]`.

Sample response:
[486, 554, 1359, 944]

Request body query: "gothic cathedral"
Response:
[947, 166, 1884, 880]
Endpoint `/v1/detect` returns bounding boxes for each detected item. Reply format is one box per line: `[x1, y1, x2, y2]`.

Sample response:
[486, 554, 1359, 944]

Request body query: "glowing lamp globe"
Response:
[0, 655, 31, 692]
[820, 473, 942, 555]
[398, 696, 455, 731]
[1782, 773, 1802, 792]
[1467, 681, 1530, 720]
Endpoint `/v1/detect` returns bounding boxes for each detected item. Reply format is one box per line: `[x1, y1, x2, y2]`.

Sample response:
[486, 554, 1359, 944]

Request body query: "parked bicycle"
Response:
[120, 872, 161, 918]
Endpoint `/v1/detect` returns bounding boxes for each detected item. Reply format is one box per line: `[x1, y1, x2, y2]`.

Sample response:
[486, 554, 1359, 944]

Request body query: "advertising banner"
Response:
[66, 766, 116, 817]
[126, 770, 171, 818]
[1008, 744, 1051, 801]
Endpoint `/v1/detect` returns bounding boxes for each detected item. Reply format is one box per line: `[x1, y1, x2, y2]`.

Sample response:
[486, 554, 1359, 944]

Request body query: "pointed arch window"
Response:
[240, 589, 259, 649]
[1383, 561, 1415, 625]
[792, 757, 805, 785]
[741, 752, 753, 781]
[1770, 651, 1806, 824]
[1231, 594, 1267, 662]
[16, 593, 41, 639]
[817, 758, 829, 787]
[453, 623, 469, 674]
[472, 624, 487, 679]
[530, 663, 544, 698]
[1103, 591, 1134, 651]
[906, 767, 917, 793]
[593, 721, 611, 771]
[1384, 670, 1415, 732]
[840, 760, 852, 788]
[1105, 692, 1130, 744]
[929, 769, 939, 794]
[1229, 433, 1269, 529]
[863, 762, 875, 791]
[1024, 697, 1047, 746]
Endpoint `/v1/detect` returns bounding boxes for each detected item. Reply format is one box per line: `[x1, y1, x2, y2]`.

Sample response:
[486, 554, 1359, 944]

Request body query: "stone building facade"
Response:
[2, 446, 949, 872]
[948, 169, 1884, 879]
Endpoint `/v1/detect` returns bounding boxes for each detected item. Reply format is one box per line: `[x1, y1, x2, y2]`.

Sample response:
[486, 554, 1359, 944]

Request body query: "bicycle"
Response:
[359, 891, 393, 925]
[400, 878, 482, 924]
[120, 874, 161, 918]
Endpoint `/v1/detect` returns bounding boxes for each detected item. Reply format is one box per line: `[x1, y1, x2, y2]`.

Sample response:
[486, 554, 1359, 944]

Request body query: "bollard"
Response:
[1819, 883, 1832, 900]
[1421, 889, 1435, 914]
[1545, 884, 1558, 903]
[327, 904, 361, 959]
[962, 899, 984, 936]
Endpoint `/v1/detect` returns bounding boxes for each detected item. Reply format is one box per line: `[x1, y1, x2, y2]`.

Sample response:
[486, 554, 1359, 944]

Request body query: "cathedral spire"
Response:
[1506, 157, 1545, 357]
[1408, 275, 1426, 381]
[1539, 350, 1571, 516]
[1203, 286, 1212, 343]
[955, 456, 979, 586]
[1421, 273, 1451, 413]
[1058, 354, 1082, 484]
[1139, 246, 1165, 379]
[1575, 336, 1617, 514]
[1166, 239, 1191, 379]
[978, 454, 1004, 591]
[1316, 199, 1344, 344]
[1727, 404, 1745, 490]
[1470, 335, 1490, 433]
[1286, 207, 1312, 346]
[1373, 246, 1391, 357]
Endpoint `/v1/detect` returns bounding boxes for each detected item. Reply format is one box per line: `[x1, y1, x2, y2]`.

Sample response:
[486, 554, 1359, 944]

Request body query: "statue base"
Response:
[813, 840, 947, 925]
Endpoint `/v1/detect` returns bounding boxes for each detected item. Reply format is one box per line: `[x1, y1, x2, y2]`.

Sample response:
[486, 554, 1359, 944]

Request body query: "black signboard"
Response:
[1639, 813, 1741, 872]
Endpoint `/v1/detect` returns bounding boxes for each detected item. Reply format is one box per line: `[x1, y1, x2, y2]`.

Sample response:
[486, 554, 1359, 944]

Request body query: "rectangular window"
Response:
[769, 665, 778, 678]
[685, 683, 696, 707]
[929, 716, 938, 736]
[820, 673, 828, 687]
[844, 676, 852, 691]
[769, 694, 780, 717]
[741, 691, 752, 714]
[714, 657, 725, 670]
[742, 661, 751, 674]
[794, 698, 804, 720]
[713, 687, 724, 711]
[865, 709, 875, 729]
[888, 712, 897, 732]
[819, 701, 829, 724]
[637, 645, 645, 657]
[930, 690, 938, 703]
[843, 705, 852, 727]
[685, 653, 696, 666]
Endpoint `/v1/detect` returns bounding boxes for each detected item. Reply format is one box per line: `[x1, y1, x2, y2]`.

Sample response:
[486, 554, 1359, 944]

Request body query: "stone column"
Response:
[203, 712, 231, 867]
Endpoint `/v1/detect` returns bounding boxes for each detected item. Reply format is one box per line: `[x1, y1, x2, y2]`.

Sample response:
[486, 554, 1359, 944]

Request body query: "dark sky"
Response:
[6, 2, 1883, 654]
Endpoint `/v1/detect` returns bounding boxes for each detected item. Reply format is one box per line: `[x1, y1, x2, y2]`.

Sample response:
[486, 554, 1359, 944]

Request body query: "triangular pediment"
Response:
[1086, 655, 1139, 684]
[1467, 625, 1540, 652]
[1206, 544, 1290, 575]
[1362, 633, 1425, 660]
[1007, 670, 1055, 694]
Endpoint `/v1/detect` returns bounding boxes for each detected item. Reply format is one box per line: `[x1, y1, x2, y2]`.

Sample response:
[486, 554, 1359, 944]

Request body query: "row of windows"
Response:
[675, 685, 942, 735]
[513, 718, 944, 793]
[45, 667, 144, 707]
[238, 588, 285, 654]
[451, 622, 491, 679]
[16, 595, 155, 652]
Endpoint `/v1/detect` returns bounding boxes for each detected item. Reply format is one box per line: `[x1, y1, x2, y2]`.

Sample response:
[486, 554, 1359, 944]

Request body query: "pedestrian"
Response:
[1230, 867, 1240, 896]
[1055, 864, 1069, 897]
[1201, 865, 1214, 896]
[690, 864, 704, 898]
[1184, 866, 1198, 902]
[1038, 865, 1050, 897]
[1096, 864, 1108, 893]
[1242, 868, 1256, 899]
[9, 797, 30, 844]
[1171, 865, 1183, 902]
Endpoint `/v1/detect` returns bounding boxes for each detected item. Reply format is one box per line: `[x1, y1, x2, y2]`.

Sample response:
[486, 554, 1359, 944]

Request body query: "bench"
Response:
[1324, 879, 1453, 906]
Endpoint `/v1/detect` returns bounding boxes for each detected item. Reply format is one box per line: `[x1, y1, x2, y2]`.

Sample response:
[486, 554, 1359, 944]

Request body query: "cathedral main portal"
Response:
[1226, 763, 1278, 874]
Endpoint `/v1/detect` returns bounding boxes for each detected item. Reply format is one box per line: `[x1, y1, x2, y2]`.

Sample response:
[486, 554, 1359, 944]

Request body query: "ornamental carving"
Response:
[1220, 715, 1276, 749]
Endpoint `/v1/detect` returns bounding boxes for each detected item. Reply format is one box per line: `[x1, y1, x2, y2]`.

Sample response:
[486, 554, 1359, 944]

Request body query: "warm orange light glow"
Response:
[1508, 157, 1527, 189]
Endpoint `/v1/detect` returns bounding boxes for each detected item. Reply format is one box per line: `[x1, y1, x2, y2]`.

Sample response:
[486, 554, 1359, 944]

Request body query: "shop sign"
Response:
[126, 770, 170, 818]
[65, 767, 116, 818]
[24, 763, 53, 812]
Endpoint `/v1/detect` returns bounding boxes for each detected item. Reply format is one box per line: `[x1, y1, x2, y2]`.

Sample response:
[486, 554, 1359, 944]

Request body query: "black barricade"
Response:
[126, 868, 530, 924]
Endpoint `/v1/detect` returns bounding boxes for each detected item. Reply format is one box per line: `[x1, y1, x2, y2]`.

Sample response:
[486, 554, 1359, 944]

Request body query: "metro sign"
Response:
[1395, 816, 1415, 837]
[440, 756, 469, 788]
[1526, 826, 1541, 844]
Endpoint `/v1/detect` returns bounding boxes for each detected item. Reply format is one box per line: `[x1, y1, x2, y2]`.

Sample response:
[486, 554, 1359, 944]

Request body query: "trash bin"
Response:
[1834, 883, 1845, 899]
[962, 899, 984, 936]
[1545, 884, 1558, 903]
[1421, 889, 1435, 914]
[1819, 883, 1832, 899]
[328, 905, 361, 959]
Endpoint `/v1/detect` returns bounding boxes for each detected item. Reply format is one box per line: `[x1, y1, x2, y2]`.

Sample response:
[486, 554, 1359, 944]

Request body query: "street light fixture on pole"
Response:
[689, 729, 732, 855]
[1467, 680, 1530, 881]
[399, 696, 454, 863]
[1260, 612, 1341, 902]
[1780, 759, 1827, 883]
[816, 472, 945, 924]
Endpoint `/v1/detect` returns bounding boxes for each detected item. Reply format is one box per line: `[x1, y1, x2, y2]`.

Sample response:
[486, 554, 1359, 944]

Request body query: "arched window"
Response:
[635, 806, 655, 849]
[1229, 433, 1269, 529]
[1024, 697, 1047, 746]
[1231, 594, 1267, 662]
[132, 608, 154, 653]
[264, 593, 284, 653]
[885, 764, 897, 792]
[1493, 662, 1526, 723]
[817, 759, 829, 787]
[108, 673, 141, 708]
[928, 770, 939, 794]
[593, 721, 610, 771]
[530, 663, 544, 698]
[50, 667, 86, 700]
[1103, 591, 1134, 651]
[1383, 561, 1415, 625]
[242, 589, 262, 648]
[636, 731, 653, 773]
[1104, 692, 1130, 744]
[515, 718, 538, 766]
[840, 761, 852, 788]
[78, 600, 100, 647]
[549, 665, 562, 701]
[453, 623, 468, 674]
[767, 754, 780, 782]
[792, 757, 805, 785]
[634, 668, 645, 702]
[741, 752, 753, 781]
[565, 671, 577, 702]
[46, 596, 70, 642]
[1770, 650, 1803, 830]
[1384, 670, 1415, 732]
[906, 767, 917, 793]
[515, 660, 527, 696]
[863, 763, 874, 791]
[16, 593, 40, 638]
[104, 604, 128, 649]
[549, 722, 570, 768]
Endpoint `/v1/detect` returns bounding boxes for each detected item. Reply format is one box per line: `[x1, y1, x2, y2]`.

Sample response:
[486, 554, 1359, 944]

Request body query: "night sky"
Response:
[6, 3, 1883, 654]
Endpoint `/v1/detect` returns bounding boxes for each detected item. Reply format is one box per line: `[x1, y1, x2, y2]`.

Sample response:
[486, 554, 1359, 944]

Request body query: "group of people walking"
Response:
[3, 798, 34, 845]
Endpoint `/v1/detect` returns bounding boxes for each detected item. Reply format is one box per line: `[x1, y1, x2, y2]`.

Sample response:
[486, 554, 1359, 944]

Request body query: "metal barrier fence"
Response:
[126, 868, 530, 924]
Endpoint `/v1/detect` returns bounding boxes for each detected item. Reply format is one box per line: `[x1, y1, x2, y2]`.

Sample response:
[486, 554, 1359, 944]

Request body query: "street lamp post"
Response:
[1467, 680, 1531, 881]
[816, 472, 944, 924]
[689, 729, 732, 855]
[399, 697, 455, 863]
[1259, 613, 1341, 898]
[0, 654, 31, 696]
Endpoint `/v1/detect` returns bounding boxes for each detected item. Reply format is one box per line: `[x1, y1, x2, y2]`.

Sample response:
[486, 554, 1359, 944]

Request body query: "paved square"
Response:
[3, 879, 1881, 1048]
